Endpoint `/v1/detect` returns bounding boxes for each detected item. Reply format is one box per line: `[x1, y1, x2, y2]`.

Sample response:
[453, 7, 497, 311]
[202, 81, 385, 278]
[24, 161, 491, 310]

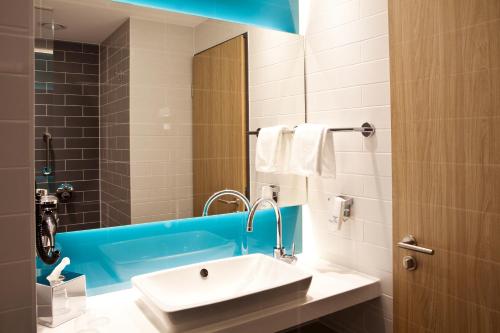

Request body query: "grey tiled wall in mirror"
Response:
[34, 0, 306, 230]
[35, 40, 100, 232]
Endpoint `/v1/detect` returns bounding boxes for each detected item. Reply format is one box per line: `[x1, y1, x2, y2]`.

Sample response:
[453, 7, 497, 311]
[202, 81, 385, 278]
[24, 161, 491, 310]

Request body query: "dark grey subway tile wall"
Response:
[0, 0, 37, 330]
[100, 20, 131, 227]
[35, 39, 101, 232]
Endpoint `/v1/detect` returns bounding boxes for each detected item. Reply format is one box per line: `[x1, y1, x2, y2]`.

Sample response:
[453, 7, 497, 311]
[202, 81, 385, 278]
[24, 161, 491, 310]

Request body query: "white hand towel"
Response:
[289, 124, 336, 178]
[255, 125, 291, 174]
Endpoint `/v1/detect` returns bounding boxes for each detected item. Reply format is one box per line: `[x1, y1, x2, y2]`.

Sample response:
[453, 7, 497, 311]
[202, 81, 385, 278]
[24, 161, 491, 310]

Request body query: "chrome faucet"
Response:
[246, 198, 297, 264]
[202, 189, 251, 216]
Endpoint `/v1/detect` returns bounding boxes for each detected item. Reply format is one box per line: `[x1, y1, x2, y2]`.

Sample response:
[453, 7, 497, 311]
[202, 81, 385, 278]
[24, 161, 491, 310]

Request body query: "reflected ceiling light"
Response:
[34, 47, 54, 54]
[298, 0, 311, 35]
[41, 22, 67, 31]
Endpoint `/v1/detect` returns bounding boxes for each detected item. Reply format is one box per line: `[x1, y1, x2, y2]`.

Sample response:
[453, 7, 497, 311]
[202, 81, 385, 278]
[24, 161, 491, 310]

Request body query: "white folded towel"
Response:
[289, 124, 336, 178]
[255, 125, 291, 174]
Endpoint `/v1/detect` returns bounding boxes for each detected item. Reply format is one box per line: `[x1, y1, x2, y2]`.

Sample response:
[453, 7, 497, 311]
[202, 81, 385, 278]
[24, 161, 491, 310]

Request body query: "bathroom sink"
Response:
[132, 253, 312, 330]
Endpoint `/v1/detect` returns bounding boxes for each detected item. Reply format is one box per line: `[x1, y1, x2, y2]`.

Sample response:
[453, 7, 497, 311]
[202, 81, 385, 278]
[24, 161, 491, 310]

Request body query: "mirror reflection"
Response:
[34, 0, 306, 231]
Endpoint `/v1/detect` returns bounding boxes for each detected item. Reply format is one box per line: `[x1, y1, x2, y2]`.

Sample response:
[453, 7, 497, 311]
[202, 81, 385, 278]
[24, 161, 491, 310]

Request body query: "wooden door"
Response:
[389, 0, 500, 332]
[192, 35, 248, 216]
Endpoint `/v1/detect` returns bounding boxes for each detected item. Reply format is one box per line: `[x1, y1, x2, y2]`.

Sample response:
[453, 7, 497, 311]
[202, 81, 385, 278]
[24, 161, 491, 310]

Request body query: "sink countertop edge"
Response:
[37, 256, 382, 333]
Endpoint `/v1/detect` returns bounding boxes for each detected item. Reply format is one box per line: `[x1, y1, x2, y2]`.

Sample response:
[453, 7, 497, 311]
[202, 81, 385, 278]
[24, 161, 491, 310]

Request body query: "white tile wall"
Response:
[128, 18, 308, 222]
[194, 20, 307, 206]
[302, 0, 393, 331]
[129, 18, 194, 223]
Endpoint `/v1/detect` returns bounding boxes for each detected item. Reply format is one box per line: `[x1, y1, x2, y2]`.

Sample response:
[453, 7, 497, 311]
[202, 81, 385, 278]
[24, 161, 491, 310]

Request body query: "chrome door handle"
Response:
[397, 235, 434, 255]
[217, 198, 239, 205]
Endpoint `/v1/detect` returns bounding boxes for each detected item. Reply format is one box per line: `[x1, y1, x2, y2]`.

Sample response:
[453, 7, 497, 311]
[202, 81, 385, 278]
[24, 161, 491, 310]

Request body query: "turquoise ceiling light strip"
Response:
[112, 0, 299, 33]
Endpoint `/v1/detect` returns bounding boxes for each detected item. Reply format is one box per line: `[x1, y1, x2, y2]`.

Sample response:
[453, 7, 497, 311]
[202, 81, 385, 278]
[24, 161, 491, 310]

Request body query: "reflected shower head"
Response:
[41, 22, 66, 31]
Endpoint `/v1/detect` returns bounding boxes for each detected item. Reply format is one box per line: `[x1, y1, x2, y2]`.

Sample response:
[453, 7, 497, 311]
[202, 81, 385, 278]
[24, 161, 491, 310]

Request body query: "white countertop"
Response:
[38, 256, 381, 333]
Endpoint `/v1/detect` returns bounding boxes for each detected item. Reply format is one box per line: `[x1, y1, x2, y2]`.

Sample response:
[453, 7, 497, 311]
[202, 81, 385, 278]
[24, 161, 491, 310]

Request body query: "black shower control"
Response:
[56, 183, 74, 202]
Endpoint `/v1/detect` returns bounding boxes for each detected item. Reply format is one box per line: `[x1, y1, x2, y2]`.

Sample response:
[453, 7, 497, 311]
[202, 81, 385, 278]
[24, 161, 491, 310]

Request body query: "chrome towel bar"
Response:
[248, 122, 375, 138]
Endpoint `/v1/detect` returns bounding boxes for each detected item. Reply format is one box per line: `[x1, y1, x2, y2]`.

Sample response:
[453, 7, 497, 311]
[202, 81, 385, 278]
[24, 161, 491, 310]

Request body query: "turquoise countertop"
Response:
[37, 206, 301, 295]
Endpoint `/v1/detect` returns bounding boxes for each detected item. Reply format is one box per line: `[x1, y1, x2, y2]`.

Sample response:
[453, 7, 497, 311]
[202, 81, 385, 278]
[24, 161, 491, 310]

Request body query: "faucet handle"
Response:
[278, 243, 297, 264]
[217, 198, 239, 205]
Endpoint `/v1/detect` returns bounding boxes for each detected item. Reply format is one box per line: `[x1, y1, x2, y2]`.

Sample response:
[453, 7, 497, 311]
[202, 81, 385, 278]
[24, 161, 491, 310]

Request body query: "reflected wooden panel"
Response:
[192, 35, 248, 216]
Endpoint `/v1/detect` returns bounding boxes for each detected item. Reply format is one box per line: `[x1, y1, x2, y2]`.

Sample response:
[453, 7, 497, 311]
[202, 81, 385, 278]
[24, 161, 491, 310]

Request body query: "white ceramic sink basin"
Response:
[132, 253, 313, 331]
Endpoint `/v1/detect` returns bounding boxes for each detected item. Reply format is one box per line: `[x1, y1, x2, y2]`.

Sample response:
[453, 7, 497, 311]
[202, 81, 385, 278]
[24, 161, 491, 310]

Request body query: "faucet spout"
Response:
[246, 198, 284, 257]
[202, 189, 251, 216]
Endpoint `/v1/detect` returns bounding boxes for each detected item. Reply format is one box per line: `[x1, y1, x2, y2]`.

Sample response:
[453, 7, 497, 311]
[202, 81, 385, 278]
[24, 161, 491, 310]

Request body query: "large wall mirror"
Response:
[34, 0, 306, 231]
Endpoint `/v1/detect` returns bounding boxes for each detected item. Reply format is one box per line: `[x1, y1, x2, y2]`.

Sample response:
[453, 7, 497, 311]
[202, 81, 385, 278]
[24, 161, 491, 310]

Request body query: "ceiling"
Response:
[35, 0, 206, 44]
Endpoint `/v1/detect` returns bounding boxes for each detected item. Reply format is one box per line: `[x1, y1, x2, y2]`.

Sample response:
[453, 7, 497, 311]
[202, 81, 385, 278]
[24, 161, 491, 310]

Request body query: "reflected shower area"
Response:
[34, 6, 101, 232]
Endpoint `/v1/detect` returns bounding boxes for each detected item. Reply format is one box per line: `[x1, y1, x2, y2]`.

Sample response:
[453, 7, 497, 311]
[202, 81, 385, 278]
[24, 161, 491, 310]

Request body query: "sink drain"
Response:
[200, 268, 208, 278]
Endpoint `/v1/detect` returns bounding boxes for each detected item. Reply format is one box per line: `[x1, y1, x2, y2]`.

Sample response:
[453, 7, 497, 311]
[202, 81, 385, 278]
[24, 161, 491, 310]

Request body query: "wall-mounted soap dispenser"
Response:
[328, 195, 353, 230]
[261, 184, 280, 203]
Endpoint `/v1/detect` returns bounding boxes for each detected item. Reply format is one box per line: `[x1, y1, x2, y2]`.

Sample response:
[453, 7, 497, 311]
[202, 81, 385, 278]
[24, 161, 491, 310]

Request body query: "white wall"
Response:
[302, 0, 393, 331]
[194, 19, 307, 206]
[127, 17, 307, 223]
[129, 18, 194, 223]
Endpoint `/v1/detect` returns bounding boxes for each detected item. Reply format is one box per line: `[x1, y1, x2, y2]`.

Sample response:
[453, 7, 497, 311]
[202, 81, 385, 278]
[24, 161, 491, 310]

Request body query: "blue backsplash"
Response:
[112, 0, 300, 33]
[37, 206, 301, 295]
